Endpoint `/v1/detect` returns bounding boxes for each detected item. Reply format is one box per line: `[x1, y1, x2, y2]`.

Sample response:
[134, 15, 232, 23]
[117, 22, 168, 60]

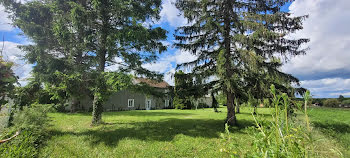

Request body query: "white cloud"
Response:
[142, 60, 173, 73]
[300, 78, 350, 97]
[0, 5, 14, 31]
[141, 49, 197, 85]
[159, 0, 187, 27]
[174, 50, 197, 65]
[330, 92, 350, 97]
[1, 41, 32, 85]
[142, 49, 197, 72]
[105, 57, 124, 72]
[164, 68, 175, 86]
[282, 0, 350, 80]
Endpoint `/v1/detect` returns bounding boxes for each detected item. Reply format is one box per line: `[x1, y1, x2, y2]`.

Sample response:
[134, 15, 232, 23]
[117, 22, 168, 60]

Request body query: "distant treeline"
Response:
[309, 96, 349, 108]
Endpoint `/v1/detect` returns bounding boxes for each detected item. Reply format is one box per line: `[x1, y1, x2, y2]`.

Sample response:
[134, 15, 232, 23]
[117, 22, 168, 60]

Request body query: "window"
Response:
[165, 100, 169, 107]
[128, 99, 134, 107]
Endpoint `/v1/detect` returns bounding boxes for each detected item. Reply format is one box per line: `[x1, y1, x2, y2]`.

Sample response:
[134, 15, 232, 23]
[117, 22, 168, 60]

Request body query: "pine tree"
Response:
[175, 0, 309, 125]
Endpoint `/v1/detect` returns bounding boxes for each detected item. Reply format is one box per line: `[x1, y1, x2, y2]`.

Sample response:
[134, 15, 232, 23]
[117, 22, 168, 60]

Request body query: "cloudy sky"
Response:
[1, 0, 349, 98]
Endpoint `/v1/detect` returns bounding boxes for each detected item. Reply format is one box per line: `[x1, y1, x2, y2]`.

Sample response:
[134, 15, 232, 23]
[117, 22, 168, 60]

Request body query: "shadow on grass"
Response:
[312, 121, 350, 148]
[48, 118, 255, 147]
[72, 111, 194, 117]
[237, 111, 273, 118]
[312, 121, 350, 134]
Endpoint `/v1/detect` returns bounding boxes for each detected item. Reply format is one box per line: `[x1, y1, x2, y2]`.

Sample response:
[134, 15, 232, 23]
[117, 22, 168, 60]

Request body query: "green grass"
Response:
[39, 107, 349, 157]
[308, 107, 350, 157]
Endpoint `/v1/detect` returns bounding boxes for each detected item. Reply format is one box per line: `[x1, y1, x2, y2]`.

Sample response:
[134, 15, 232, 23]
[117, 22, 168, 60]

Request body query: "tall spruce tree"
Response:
[1, 0, 167, 124]
[175, 0, 309, 125]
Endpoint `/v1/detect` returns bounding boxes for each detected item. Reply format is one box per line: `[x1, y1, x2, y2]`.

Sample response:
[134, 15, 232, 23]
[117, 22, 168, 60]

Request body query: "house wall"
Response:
[193, 97, 213, 108]
[67, 89, 172, 111]
[104, 90, 146, 111]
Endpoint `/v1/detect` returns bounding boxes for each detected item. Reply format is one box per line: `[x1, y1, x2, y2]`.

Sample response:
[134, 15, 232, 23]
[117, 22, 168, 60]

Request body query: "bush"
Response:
[263, 98, 270, 107]
[173, 96, 184, 109]
[0, 104, 51, 157]
[341, 99, 350, 105]
[323, 99, 341, 108]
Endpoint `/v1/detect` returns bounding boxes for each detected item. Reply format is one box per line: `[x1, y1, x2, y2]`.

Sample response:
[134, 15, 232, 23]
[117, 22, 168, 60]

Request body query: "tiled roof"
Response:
[133, 78, 170, 88]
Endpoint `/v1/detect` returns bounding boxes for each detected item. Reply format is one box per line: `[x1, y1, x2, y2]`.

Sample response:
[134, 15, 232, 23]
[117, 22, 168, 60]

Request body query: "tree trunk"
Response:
[91, 51, 106, 125]
[70, 97, 79, 113]
[211, 92, 218, 112]
[226, 92, 236, 126]
[92, 93, 103, 124]
[234, 97, 240, 113]
[91, 1, 108, 125]
[223, 0, 236, 126]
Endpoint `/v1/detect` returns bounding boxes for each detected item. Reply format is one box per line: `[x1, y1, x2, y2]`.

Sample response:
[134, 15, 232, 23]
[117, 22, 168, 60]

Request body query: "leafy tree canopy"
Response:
[0, 56, 17, 108]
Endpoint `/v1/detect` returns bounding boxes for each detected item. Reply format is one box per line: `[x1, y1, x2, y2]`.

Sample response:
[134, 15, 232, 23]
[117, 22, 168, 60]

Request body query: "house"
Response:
[313, 103, 321, 107]
[66, 78, 173, 111]
[192, 93, 213, 108]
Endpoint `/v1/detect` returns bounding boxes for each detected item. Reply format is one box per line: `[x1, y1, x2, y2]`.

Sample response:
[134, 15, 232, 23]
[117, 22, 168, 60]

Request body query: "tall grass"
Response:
[222, 85, 319, 157]
[0, 104, 51, 157]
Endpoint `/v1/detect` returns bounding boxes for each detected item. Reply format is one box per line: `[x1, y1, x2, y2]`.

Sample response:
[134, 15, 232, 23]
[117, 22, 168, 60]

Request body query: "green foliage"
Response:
[197, 102, 209, 109]
[341, 99, 350, 105]
[0, 104, 51, 157]
[323, 99, 341, 108]
[15, 80, 57, 108]
[311, 98, 323, 106]
[175, 0, 309, 125]
[0, 131, 38, 157]
[173, 96, 185, 109]
[0, 56, 17, 108]
[105, 72, 132, 93]
[338, 95, 345, 102]
[263, 98, 271, 108]
[1, 0, 167, 124]
[216, 92, 227, 106]
[174, 70, 207, 109]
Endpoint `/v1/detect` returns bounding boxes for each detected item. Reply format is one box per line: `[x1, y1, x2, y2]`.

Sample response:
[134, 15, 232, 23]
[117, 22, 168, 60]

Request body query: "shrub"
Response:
[323, 99, 341, 108]
[173, 96, 185, 109]
[263, 98, 270, 107]
[0, 104, 51, 157]
[341, 99, 350, 105]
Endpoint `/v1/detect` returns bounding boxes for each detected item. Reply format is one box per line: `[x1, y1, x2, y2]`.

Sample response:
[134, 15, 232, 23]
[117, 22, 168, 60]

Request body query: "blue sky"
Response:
[1, 0, 350, 98]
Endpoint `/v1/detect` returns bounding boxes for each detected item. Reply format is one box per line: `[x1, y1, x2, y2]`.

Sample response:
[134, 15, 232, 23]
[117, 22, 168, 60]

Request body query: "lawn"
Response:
[40, 107, 349, 157]
[308, 107, 350, 157]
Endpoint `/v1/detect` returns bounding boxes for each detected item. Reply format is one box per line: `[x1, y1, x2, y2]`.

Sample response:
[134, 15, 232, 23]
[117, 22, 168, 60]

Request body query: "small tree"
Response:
[323, 99, 341, 108]
[174, 70, 207, 109]
[341, 100, 350, 106]
[0, 56, 17, 109]
[338, 95, 345, 102]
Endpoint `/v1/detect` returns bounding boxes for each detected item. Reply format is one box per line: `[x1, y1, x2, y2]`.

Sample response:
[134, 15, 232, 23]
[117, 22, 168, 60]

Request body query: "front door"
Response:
[146, 99, 151, 110]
